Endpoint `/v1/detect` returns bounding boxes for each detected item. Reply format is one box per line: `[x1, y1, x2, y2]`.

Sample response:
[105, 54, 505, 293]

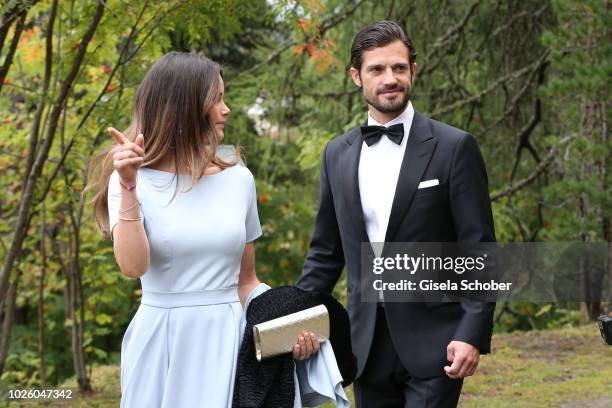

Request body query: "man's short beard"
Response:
[364, 90, 410, 114]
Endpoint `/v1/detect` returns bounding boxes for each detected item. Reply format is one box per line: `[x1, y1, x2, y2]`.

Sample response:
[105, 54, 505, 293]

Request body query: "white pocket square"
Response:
[418, 179, 439, 189]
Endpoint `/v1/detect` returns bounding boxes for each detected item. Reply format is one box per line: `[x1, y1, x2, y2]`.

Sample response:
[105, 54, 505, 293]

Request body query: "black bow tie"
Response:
[360, 123, 405, 146]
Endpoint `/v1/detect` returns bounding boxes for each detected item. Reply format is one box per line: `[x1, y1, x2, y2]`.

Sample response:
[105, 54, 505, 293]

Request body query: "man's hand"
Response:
[444, 340, 480, 379]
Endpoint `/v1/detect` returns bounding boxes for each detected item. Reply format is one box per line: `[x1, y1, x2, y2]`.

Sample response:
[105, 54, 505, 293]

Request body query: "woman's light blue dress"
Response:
[108, 164, 262, 408]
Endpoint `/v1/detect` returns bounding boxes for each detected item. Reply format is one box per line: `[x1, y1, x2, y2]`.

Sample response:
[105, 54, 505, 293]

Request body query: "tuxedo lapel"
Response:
[384, 112, 437, 242]
[343, 127, 370, 244]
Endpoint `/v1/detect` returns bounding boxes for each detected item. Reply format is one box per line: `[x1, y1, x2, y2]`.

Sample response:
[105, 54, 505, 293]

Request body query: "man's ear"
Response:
[410, 62, 417, 84]
[349, 67, 362, 88]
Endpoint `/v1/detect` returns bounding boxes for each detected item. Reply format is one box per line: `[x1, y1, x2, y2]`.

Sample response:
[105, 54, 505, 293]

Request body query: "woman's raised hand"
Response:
[108, 127, 145, 184]
[292, 331, 320, 361]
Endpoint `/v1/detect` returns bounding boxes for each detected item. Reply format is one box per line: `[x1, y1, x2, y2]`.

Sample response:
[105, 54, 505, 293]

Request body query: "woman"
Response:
[89, 52, 319, 407]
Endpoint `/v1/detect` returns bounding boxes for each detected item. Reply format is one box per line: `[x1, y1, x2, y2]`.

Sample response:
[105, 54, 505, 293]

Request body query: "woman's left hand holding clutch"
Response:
[292, 331, 320, 361]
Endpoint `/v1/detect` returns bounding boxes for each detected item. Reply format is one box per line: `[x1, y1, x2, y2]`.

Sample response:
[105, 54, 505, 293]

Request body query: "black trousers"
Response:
[354, 306, 463, 408]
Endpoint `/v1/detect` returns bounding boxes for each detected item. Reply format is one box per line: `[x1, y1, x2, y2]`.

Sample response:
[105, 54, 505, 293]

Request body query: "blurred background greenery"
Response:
[0, 0, 609, 401]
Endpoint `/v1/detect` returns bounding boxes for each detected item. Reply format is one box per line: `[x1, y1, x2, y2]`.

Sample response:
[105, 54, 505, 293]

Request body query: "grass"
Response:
[458, 324, 612, 408]
[3, 324, 610, 407]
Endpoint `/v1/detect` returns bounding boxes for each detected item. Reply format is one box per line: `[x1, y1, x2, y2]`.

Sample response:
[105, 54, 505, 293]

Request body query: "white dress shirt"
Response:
[358, 101, 414, 256]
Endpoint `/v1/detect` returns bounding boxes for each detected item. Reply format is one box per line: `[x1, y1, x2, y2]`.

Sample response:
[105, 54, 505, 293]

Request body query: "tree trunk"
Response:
[0, 0, 105, 376]
[0, 275, 20, 375]
[38, 203, 47, 387]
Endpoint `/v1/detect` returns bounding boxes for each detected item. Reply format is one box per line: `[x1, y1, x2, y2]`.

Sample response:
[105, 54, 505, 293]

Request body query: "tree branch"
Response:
[428, 50, 549, 118]
[22, 0, 58, 191]
[510, 97, 542, 180]
[0, 0, 38, 55]
[0, 2, 105, 366]
[0, 10, 26, 95]
[491, 135, 575, 202]
[419, 0, 481, 77]
[230, 0, 366, 83]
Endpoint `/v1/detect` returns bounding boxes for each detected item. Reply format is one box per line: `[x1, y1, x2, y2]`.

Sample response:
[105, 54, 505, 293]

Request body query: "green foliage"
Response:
[536, 0, 610, 243]
[494, 302, 583, 333]
[0, 0, 609, 392]
[0, 0, 279, 389]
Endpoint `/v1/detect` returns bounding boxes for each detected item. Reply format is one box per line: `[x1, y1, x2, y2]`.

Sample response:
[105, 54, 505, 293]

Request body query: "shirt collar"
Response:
[367, 101, 414, 129]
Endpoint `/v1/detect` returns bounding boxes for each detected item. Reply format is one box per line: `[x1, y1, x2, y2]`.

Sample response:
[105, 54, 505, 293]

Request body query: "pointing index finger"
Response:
[108, 127, 129, 145]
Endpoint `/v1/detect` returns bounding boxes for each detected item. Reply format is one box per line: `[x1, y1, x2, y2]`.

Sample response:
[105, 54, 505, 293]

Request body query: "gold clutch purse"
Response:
[253, 304, 330, 361]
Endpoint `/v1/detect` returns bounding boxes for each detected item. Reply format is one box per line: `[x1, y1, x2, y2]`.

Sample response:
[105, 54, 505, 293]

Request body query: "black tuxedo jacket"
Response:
[297, 111, 496, 379]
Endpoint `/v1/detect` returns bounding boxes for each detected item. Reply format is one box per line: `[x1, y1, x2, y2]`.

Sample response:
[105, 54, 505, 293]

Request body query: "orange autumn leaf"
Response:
[305, 43, 316, 57]
[18, 27, 44, 64]
[297, 18, 317, 33]
[258, 192, 269, 204]
[293, 43, 306, 57]
[304, 0, 326, 13]
[305, 38, 340, 73]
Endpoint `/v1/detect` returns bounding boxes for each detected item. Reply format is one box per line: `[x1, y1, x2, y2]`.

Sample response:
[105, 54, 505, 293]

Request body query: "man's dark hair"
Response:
[350, 21, 416, 71]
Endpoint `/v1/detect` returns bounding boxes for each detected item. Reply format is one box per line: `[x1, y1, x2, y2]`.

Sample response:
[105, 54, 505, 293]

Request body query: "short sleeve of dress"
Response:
[245, 175, 262, 243]
[108, 171, 143, 241]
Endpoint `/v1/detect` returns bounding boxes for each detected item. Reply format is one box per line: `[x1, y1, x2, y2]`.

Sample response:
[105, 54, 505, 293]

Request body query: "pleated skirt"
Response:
[120, 287, 243, 408]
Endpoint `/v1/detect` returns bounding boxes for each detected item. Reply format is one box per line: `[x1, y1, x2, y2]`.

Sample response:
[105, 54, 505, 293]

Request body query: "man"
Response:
[297, 21, 496, 408]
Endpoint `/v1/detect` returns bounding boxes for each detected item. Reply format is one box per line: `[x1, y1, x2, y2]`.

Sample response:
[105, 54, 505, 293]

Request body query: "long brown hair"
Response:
[88, 52, 238, 239]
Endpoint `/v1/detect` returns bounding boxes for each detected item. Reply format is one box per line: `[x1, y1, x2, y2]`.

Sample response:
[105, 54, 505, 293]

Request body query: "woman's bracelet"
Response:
[119, 178, 137, 191]
[118, 215, 142, 222]
[119, 202, 141, 214]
